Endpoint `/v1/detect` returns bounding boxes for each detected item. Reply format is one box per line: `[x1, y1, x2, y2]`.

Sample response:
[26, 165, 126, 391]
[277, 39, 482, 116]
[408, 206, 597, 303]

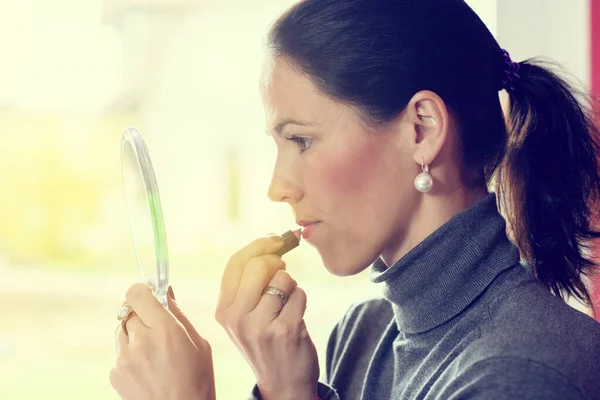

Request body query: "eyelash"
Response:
[286, 136, 313, 153]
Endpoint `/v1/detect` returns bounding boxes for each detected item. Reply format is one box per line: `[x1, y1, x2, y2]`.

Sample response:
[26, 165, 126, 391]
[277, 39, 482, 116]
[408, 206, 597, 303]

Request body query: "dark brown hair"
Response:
[267, 0, 600, 305]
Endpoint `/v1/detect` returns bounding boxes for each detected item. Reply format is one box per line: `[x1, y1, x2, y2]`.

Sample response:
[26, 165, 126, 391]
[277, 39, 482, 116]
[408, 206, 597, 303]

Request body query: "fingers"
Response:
[252, 270, 297, 322]
[115, 324, 128, 356]
[114, 316, 146, 357]
[115, 298, 148, 350]
[124, 315, 148, 342]
[278, 286, 308, 327]
[231, 254, 286, 314]
[125, 283, 172, 328]
[217, 236, 285, 310]
[166, 287, 205, 349]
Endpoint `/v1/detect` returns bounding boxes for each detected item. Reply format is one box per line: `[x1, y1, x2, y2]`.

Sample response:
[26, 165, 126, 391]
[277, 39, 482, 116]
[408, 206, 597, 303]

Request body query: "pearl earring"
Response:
[414, 159, 433, 193]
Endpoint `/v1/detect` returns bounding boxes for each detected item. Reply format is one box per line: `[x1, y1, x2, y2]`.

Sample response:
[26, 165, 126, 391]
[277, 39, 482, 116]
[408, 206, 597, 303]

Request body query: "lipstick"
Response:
[271, 229, 301, 257]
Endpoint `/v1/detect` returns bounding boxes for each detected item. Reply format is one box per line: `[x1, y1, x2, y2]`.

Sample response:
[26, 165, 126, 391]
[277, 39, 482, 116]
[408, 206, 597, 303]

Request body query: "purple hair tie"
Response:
[501, 49, 520, 92]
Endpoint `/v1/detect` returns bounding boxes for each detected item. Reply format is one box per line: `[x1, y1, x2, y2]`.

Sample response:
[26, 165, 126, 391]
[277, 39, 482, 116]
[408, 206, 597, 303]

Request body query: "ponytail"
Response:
[268, 0, 599, 307]
[496, 59, 600, 306]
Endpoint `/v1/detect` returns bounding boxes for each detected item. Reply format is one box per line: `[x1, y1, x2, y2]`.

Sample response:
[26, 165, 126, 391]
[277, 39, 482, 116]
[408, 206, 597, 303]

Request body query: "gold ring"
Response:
[117, 304, 137, 334]
[262, 286, 288, 305]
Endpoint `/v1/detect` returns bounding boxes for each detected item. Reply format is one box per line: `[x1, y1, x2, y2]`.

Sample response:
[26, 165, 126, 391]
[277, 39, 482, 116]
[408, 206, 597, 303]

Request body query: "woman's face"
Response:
[261, 56, 420, 275]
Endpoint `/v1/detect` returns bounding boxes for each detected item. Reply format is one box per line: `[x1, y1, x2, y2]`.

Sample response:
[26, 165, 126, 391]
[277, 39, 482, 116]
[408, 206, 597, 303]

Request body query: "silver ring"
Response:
[262, 286, 288, 305]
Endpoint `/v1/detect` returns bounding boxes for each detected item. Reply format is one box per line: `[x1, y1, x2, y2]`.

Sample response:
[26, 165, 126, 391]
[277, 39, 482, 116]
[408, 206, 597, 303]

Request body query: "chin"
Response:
[320, 253, 376, 277]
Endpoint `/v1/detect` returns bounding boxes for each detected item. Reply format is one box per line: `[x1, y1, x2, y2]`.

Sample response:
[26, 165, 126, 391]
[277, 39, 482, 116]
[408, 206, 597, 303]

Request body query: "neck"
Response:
[381, 187, 489, 267]
[370, 192, 523, 334]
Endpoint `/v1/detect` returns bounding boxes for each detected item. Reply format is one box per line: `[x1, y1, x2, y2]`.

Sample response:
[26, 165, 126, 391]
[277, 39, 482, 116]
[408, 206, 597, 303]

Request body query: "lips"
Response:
[295, 219, 317, 227]
[299, 222, 319, 240]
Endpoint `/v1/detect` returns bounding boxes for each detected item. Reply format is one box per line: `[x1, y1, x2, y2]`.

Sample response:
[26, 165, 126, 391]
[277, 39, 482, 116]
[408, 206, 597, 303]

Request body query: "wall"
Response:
[496, 0, 590, 86]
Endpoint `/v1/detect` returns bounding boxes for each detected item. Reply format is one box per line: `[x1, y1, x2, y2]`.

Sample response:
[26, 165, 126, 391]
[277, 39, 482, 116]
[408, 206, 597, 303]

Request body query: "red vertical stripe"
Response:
[591, 0, 600, 320]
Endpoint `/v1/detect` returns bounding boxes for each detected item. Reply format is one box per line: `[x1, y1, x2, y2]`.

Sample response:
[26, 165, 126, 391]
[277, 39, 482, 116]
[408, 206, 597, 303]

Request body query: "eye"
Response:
[286, 136, 313, 153]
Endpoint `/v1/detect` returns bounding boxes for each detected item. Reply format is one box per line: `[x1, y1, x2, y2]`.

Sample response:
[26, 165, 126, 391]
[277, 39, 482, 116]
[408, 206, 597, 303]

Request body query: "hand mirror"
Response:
[121, 127, 169, 307]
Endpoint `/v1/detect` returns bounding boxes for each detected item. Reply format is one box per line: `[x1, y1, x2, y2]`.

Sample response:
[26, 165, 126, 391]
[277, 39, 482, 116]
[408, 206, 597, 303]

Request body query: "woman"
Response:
[109, 0, 600, 399]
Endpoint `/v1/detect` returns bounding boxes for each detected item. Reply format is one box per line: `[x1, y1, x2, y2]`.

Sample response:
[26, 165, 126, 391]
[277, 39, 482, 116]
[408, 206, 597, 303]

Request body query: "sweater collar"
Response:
[370, 193, 521, 334]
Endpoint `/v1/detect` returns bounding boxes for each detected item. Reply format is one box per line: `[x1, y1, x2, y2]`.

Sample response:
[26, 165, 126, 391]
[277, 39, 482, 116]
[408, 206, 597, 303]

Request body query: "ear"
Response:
[404, 90, 449, 168]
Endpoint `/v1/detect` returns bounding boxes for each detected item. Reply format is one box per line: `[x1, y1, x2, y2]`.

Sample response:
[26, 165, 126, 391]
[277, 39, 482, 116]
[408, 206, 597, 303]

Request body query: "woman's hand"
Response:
[215, 235, 319, 400]
[110, 284, 216, 400]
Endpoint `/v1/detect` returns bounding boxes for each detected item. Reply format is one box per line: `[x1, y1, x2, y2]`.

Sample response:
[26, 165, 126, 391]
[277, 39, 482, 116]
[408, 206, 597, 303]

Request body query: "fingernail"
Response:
[267, 234, 284, 244]
[271, 230, 300, 257]
[168, 286, 175, 300]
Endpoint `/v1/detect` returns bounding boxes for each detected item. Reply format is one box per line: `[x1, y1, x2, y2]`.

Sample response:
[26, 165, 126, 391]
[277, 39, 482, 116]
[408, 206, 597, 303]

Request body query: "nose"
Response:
[267, 157, 303, 204]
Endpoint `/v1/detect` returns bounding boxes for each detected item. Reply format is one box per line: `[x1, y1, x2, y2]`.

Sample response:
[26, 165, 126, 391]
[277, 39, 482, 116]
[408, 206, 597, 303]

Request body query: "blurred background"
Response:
[0, 0, 598, 398]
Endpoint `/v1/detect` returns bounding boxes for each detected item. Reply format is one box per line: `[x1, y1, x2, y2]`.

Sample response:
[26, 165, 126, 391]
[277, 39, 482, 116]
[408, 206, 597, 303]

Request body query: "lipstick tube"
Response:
[271, 229, 301, 257]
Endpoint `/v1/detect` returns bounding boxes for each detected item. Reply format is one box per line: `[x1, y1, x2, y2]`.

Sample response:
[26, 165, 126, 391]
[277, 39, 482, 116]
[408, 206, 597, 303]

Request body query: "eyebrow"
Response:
[266, 119, 320, 136]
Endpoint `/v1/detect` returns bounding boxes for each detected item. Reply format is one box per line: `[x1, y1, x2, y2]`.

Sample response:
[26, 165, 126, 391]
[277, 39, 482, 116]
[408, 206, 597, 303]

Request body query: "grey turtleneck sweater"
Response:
[250, 193, 600, 399]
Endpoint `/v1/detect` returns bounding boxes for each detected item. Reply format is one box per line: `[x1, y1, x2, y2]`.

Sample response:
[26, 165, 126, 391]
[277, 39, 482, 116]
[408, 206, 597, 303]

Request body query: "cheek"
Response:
[316, 140, 385, 195]
[308, 140, 401, 273]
